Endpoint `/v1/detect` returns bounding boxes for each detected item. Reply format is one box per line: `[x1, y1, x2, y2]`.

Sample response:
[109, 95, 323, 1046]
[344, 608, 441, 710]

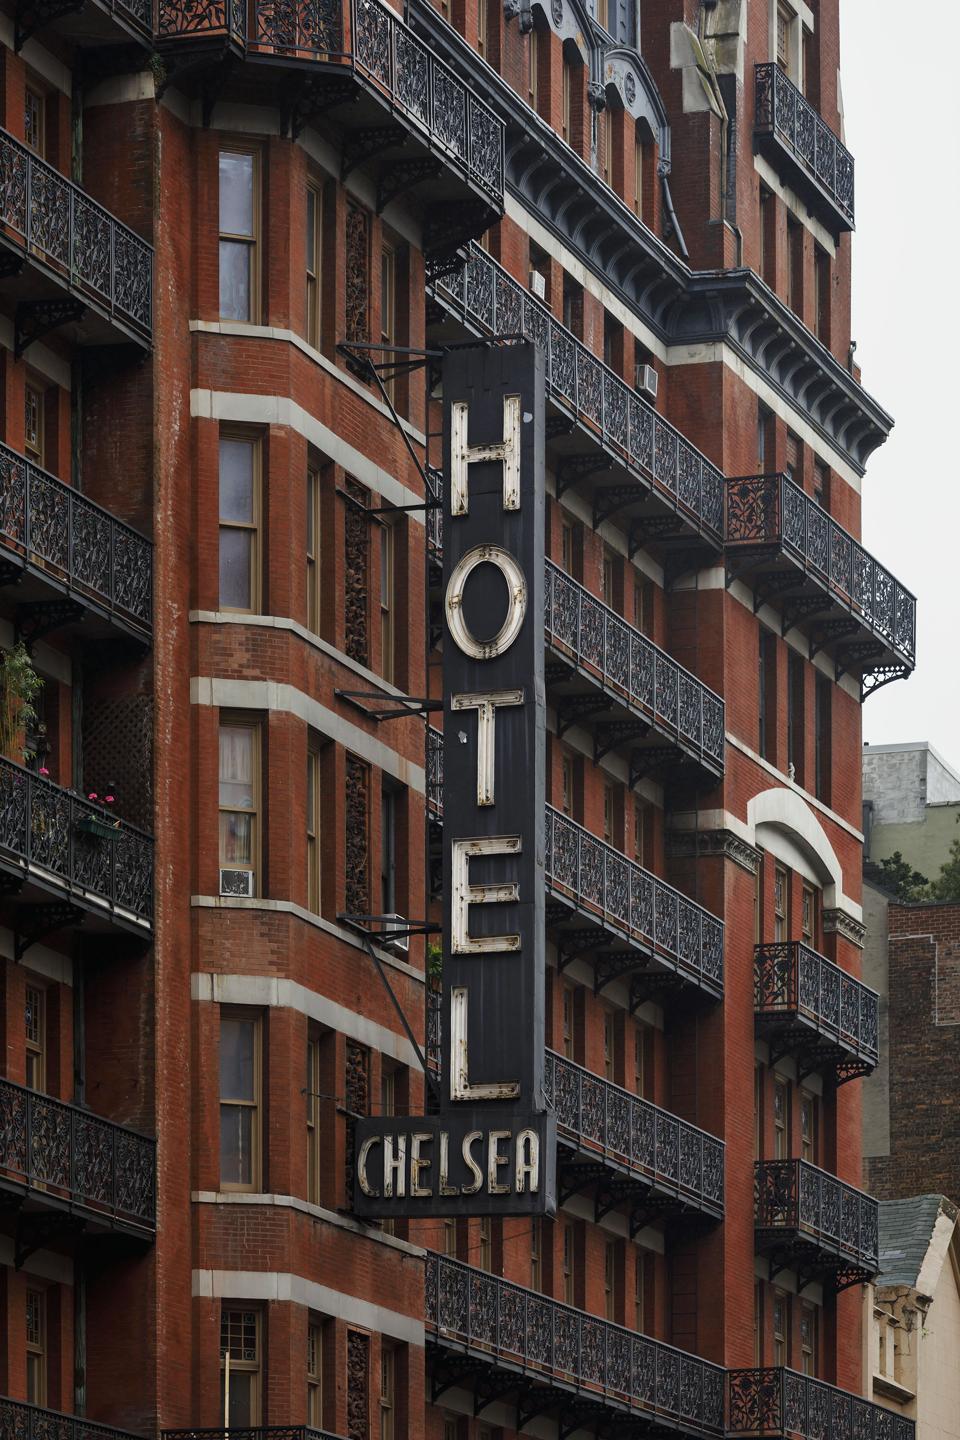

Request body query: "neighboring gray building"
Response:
[862, 741, 960, 879]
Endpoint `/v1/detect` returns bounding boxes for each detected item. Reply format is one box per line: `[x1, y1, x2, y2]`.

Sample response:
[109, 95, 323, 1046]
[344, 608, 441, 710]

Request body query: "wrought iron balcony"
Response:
[754, 64, 854, 232]
[0, 1076, 156, 1238]
[725, 473, 915, 694]
[728, 1368, 914, 1440]
[755, 1159, 878, 1291]
[0, 756, 154, 931]
[546, 560, 723, 783]
[0, 439, 152, 640]
[14, 0, 153, 48]
[156, 0, 503, 253]
[427, 1252, 725, 1434]
[166, 1428, 347, 1440]
[754, 942, 878, 1085]
[427, 729, 723, 1003]
[0, 128, 152, 350]
[1, 1399, 150, 1440]
[428, 242, 725, 557]
[546, 1050, 723, 1223]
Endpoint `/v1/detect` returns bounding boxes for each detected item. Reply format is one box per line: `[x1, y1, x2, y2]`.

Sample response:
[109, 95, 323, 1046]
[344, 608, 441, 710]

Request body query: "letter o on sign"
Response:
[445, 545, 527, 660]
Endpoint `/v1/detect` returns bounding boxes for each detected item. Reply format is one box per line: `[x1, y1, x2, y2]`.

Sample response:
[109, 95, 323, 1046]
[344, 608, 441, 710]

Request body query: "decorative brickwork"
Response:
[344, 754, 369, 915]
[346, 1329, 369, 1440]
[344, 478, 369, 667]
[344, 1039, 370, 1204]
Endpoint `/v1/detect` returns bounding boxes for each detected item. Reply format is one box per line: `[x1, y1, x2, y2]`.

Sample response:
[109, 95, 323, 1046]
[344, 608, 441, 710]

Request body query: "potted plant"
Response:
[0, 642, 43, 765]
[76, 789, 121, 840]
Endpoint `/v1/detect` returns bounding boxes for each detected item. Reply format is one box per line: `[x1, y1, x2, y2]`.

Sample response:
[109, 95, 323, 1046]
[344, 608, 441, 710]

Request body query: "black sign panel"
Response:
[353, 341, 554, 1219]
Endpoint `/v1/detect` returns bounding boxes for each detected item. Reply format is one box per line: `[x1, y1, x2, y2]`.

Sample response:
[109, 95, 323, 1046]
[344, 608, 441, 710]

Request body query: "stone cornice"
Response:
[408, 0, 893, 474]
[666, 828, 761, 875]
[823, 907, 866, 949]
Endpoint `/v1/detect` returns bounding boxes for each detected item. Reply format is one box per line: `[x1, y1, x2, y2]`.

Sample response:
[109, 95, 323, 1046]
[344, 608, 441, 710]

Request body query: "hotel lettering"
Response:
[354, 343, 556, 1217]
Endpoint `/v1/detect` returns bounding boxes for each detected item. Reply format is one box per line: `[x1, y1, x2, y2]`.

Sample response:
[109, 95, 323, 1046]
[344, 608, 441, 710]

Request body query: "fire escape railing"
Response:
[0, 756, 154, 924]
[428, 242, 725, 545]
[754, 941, 879, 1071]
[755, 1159, 879, 1272]
[156, 0, 504, 202]
[0, 1076, 156, 1229]
[754, 64, 854, 227]
[729, 1368, 914, 1440]
[0, 128, 153, 338]
[0, 439, 152, 633]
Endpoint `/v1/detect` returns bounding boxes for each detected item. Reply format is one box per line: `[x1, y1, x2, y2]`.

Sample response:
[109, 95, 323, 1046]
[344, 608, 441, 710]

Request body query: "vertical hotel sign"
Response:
[354, 343, 556, 1217]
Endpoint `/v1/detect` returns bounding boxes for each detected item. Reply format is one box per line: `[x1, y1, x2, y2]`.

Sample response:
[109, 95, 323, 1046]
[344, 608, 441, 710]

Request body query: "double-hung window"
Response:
[219, 149, 259, 322]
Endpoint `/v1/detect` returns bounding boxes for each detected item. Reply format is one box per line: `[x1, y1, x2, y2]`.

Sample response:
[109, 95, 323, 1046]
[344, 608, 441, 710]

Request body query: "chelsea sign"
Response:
[353, 343, 556, 1217]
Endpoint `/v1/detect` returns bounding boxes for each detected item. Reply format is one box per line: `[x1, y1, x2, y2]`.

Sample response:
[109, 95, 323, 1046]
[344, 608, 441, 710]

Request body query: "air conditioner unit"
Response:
[380, 914, 410, 954]
[529, 270, 546, 300]
[220, 868, 255, 898]
[635, 363, 658, 400]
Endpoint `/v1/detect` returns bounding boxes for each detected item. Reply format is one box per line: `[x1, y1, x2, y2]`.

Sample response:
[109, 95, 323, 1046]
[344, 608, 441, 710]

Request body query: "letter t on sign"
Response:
[451, 395, 522, 515]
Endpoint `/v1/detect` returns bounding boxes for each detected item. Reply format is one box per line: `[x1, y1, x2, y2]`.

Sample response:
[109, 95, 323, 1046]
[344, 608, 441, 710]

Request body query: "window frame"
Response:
[24, 82, 46, 158]
[218, 430, 262, 614]
[307, 742, 321, 914]
[773, 1076, 790, 1160]
[307, 1318, 324, 1426]
[379, 519, 396, 686]
[25, 1285, 47, 1407]
[774, 864, 788, 942]
[25, 981, 46, 1092]
[306, 463, 321, 634]
[218, 146, 260, 324]
[219, 1009, 263, 1193]
[307, 1030, 321, 1204]
[379, 1342, 395, 1440]
[380, 241, 398, 402]
[220, 1306, 262, 1426]
[218, 717, 262, 891]
[306, 180, 323, 349]
[24, 376, 45, 467]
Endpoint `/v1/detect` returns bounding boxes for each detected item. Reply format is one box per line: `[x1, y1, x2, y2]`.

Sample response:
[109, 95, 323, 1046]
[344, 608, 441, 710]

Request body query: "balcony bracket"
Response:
[862, 663, 910, 699]
[557, 1158, 609, 1205]
[750, 568, 807, 613]
[592, 483, 647, 530]
[630, 746, 680, 787]
[594, 950, 647, 994]
[808, 616, 861, 662]
[663, 545, 711, 590]
[594, 720, 651, 763]
[15, 298, 86, 358]
[629, 514, 689, 554]
[555, 693, 607, 737]
[341, 124, 407, 180]
[555, 453, 610, 500]
[15, 901, 85, 961]
[0, 251, 26, 280]
[425, 200, 497, 263]
[554, 926, 610, 969]
[473, 1374, 517, 1417]
[779, 593, 833, 637]
[16, 598, 86, 650]
[0, 558, 24, 588]
[630, 967, 686, 1012]
[15, 1208, 84, 1269]
[516, 1384, 559, 1430]
[378, 156, 442, 213]
[429, 1355, 483, 1404]
[545, 415, 576, 443]
[14, 0, 83, 50]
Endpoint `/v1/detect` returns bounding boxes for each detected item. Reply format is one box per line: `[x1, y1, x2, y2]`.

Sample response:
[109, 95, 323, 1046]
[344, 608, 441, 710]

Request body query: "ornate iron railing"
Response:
[0, 439, 152, 632]
[755, 1160, 878, 1271]
[728, 1368, 914, 1440]
[427, 1252, 725, 1432]
[755, 64, 854, 227]
[545, 560, 724, 769]
[725, 473, 915, 667]
[0, 756, 153, 924]
[428, 730, 722, 991]
[0, 1400, 149, 1440]
[754, 943, 878, 1068]
[546, 805, 723, 991]
[0, 128, 152, 338]
[156, 0, 504, 201]
[0, 1076, 155, 1229]
[430, 242, 725, 544]
[546, 1050, 723, 1210]
[165, 1429, 346, 1440]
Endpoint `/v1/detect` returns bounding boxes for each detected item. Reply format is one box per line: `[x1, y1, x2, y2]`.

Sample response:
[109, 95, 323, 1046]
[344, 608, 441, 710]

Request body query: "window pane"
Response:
[219, 727, 254, 804]
[220, 151, 254, 236]
[220, 240, 252, 321]
[220, 1103, 253, 1184]
[221, 1018, 256, 1099]
[219, 528, 252, 609]
[227, 1368, 255, 1427]
[220, 440, 255, 522]
[220, 811, 253, 865]
[306, 193, 316, 269]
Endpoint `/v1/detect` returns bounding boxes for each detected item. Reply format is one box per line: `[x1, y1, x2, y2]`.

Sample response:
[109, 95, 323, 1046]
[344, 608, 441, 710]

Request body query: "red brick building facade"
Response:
[0, 3, 917, 1440]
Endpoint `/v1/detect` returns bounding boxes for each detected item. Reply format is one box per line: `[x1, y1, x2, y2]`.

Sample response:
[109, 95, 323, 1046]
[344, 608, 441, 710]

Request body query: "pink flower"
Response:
[105, 795, 115, 804]
[88, 793, 98, 801]
[39, 767, 49, 776]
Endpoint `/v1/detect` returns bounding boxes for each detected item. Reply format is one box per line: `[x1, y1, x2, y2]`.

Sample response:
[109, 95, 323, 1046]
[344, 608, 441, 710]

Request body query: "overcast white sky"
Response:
[841, 3, 960, 765]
